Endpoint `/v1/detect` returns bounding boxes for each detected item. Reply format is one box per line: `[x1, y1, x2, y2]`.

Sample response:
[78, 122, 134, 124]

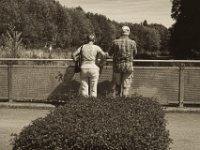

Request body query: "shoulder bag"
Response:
[74, 46, 83, 73]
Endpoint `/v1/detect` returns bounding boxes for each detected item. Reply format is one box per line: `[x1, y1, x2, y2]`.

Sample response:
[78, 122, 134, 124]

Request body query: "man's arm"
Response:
[108, 41, 114, 56]
[134, 43, 137, 55]
[133, 41, 137, 56]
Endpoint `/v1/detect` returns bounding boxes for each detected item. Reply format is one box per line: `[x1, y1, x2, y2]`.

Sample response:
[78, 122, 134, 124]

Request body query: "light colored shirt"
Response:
[73, 43, 106, 69]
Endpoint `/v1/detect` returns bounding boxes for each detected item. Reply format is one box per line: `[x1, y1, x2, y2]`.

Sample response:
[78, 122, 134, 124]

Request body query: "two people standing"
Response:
[72, 26, 137, 98]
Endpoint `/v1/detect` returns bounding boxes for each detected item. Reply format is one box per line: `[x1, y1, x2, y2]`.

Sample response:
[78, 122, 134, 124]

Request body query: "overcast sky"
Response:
[58, 0, 174, 28]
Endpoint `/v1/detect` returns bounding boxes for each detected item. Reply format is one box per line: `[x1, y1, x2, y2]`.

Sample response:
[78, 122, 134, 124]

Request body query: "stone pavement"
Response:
[0, 102, 55, 109]
[1, 102, 200, 112]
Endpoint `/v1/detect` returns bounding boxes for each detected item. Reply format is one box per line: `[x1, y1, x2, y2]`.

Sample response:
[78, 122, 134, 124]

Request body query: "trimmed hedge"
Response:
[12, 97, 171, 150]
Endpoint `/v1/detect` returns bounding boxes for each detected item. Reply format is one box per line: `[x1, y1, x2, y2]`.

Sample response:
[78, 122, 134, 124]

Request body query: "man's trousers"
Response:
[112, 72, 133, 97]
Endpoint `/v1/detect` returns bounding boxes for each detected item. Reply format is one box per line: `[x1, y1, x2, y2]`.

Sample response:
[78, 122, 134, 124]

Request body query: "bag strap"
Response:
[80, 45, 83, 54]
[79, 45, 83, 63]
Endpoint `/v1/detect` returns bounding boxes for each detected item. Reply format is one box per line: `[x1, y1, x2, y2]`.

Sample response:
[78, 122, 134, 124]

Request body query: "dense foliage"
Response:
[0, 0, 170, 59]
[12, 97, 171, 150]
[170, 0, 200, 59]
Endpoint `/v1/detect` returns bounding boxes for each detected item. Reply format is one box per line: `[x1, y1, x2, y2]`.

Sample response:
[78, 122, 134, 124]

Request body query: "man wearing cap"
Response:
[109, 26, 137, 97]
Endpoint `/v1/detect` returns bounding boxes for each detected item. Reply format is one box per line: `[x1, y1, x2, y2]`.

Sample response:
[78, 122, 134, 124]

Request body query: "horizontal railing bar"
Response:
[0, 58, 73, 61]
[133, 59, 200, 63]
[0, 58, 200, 63]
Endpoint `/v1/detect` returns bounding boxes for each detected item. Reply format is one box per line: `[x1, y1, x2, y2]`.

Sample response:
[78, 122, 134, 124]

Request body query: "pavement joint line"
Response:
[163, 107, 200, 112]
[1, 102, 200, 112]
[0, 102, 55, 109]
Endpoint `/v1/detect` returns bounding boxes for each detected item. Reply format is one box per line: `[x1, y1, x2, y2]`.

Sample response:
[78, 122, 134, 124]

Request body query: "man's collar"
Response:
[121, 35, 129, 39]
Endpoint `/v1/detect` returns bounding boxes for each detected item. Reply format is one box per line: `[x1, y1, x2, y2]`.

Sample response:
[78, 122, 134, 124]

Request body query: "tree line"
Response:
[0, 0, 170, 59]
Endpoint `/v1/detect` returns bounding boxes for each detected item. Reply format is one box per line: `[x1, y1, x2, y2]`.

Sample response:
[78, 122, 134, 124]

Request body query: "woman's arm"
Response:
[72, 47, 81, 62]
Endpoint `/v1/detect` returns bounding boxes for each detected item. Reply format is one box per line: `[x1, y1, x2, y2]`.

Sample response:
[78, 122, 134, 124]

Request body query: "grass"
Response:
[0, 47, 75, 65]
[0, 47, 74, 59]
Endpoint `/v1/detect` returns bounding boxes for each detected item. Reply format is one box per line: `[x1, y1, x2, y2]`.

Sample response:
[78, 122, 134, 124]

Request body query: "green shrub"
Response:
[12, 97, 171, 150]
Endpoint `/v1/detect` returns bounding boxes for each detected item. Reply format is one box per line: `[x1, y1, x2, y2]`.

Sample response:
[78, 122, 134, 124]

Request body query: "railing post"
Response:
[8, 61, 13, 102]
[178, 63, 185, 107]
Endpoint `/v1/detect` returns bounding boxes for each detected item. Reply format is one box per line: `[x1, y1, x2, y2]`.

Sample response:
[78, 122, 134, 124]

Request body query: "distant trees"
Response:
[69, 7, 93, 47]
[170, 0, 200, 59]
[149, 24, 170, 56]
[125, 22, 169, 58]
[130, 24, 161, 58]
[0, 0, 170, 59]
[86, 13, 119, 51]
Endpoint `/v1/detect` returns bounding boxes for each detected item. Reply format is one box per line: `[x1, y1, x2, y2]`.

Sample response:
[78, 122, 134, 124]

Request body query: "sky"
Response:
[58, 0, 175, 28]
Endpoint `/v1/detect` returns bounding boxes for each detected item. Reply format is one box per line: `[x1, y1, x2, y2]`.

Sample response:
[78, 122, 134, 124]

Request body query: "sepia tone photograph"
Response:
[0, 0, 200, 149]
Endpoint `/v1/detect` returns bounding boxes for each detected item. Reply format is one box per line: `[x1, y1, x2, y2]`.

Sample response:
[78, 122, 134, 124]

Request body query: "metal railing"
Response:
[1, 58, 200, 63]
[0, 58, 200, 107]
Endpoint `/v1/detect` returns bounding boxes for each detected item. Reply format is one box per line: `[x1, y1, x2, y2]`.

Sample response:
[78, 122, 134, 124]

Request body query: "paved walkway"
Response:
[1, 102, 200, 112]
[0, 108, 50, 150]
[0, 102, 55, 109]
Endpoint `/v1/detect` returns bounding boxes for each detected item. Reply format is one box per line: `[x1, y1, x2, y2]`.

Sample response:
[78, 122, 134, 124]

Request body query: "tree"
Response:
[126, 23, 161, 58]
[139, 26, 161, 57]
[0, 0, 169, 58]
[0, 0, 22, 35]
[142, 20, 148, 26]
[23, 0, 58, 48]
[149, 24, 170, 56]
[2, 26, 23, 58]
[170, 0, 200, 59]
[68, 7, 93, 47]
[87, 13, 117, 50]
[55, 5, 72, 48]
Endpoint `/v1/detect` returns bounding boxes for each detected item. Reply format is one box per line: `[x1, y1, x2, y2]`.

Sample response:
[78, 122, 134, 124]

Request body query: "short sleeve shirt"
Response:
[74, 43, 105, 69]
[109, 36, 137, 73]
